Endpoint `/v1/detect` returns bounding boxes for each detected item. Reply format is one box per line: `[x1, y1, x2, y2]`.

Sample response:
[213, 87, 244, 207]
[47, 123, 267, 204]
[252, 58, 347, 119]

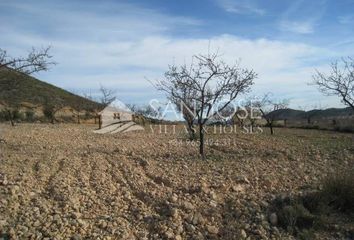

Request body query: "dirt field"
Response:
[0, 124, 353, 239]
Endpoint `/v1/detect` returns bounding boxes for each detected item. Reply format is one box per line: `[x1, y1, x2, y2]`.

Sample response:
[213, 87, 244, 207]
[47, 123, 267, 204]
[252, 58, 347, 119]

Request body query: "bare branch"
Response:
[312, 57, 354, 111]
[0, 46, 56, 74]
[155, 52, 257, 156]
[99, 85, 116, 108]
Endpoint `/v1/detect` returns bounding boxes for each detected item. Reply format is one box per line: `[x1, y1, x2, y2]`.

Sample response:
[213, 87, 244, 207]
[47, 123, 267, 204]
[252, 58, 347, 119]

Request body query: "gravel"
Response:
[0, 123, 353, 239]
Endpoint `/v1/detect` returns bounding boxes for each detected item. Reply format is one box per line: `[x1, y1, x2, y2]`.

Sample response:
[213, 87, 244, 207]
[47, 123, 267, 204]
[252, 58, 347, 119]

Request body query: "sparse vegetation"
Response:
[320, 168, 354, 213]
[0, 124, 353, 239]
[25, 110, 35, 122]
[271, 167, 354, 239]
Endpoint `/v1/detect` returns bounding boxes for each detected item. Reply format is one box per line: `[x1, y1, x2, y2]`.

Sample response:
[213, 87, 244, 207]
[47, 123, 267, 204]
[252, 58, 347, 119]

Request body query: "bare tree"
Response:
[71, 98, 85, 124]
[313, 57, 354, 111]
[99, 85, 116, 107]
[243, 99, 261, 128]
[128, 104, 163, 125]
[155, 53, 256, 157]
[155, 72, 198, 140]
[0, 46, 56, 126]
[214, 104, 236, 125]
[0, 46, 56, 74]
[129, 104, 161, 118]
[253, 94, 289, 135]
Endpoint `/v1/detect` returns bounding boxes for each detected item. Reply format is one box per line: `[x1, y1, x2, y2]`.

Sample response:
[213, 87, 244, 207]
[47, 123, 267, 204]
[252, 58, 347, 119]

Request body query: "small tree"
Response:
[99, 85, 116, 107]
[156, 53, 256, 157]
[155, 73, 198, 140]
[71, 96, 89, 124]
[42, 97, 64, 124]
[313, 57, 354, 111]
[128, 104, 162, 125]
[253, 94, 289, 135]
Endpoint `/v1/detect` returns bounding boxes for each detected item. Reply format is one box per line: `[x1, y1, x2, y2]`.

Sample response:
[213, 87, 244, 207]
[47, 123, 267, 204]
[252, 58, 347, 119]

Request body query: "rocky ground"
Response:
[0, 123, 353, 239]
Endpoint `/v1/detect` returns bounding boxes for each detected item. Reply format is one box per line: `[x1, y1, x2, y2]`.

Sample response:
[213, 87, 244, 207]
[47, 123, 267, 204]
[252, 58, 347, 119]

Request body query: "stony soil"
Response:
[0, 123, 353, 239]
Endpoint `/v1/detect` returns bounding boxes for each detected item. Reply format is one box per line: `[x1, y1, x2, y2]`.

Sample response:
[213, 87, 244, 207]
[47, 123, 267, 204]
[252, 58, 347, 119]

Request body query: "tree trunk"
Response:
[98, 115, 102, 129]
[6, 110, 14, 127]
[10, 118, 14, 127]
[269, 124, 274, 135]
[199, 123, 204, 157]
[187, 122, 195, 140]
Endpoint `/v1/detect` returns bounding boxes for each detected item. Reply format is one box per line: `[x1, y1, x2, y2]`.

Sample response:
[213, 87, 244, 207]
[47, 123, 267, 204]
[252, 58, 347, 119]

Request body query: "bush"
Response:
[43, 105, 56, 123]
[277, 203, 316, 231]
[25, 110, 35, 122]
[271, 167, 354, 238]
[334, 125, 354, 133]
[320, 169, 354, 213]
[0, 110, 7, 121]
[11, 109, 23, 121]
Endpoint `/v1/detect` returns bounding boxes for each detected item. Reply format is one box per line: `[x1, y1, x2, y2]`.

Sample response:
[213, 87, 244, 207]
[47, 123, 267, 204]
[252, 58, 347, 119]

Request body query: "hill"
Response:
[0, 67, 102, 111]
[269, 107, 354, 121]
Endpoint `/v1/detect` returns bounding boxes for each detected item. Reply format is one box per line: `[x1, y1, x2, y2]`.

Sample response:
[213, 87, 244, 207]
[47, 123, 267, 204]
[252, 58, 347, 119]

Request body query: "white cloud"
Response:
[338, 15, 354, 24]
[0, 1, 347, 109]
[279, 21, 314, 34]
[278, 0, 327, 34]
[30, 34, 334, 109]
[215, 0, 265, 15]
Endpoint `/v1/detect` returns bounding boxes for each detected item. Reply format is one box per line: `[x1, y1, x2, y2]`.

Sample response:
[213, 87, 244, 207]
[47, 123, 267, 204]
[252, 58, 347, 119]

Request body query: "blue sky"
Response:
[1, 0, 354, 109]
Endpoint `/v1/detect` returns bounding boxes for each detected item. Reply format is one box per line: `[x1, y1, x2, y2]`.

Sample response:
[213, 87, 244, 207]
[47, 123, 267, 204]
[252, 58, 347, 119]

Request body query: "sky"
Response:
[1, 0, 354, 110]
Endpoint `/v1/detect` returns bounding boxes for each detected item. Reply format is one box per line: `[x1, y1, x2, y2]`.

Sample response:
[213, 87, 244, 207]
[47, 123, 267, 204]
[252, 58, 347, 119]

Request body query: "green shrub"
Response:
[0, 110, 7, 121]
[11, 109, 22, 120]
[25, 110, 35, 122]
[43, 106, 56, 123]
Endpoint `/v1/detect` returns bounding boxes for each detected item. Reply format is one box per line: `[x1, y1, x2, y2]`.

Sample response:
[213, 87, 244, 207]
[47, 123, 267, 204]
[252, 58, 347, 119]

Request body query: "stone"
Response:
[192, 212, 204, 225]
[183, 201, 194, 211]
[10, 185, 20, 195]
[269, 213, 278, 226]
[170, 194, 178, 203]
[236, 176, 250, 184]
[240, 229, 247, 239]
[207, 225, 219, 234]
[71, 212, 81, 219]
[175, 235, 182, 240]
[209, 200, 217, 208]
[185, 223, 196, 232]
[139, 158, 150, 167]
[71, 234, 82, 240]
[2, 179, 8, 186]
[164, 229, 175, 239]
[0, 219, 7, 227]
[210, 191, 218, 200]
[170, 208, 179, 219]
[232, 184, 245, 193]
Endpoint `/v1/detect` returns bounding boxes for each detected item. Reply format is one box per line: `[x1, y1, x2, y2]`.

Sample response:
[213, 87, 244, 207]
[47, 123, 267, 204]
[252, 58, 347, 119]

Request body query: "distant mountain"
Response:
[0, 67, 102, 111]
[268, 107, 354, 120]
